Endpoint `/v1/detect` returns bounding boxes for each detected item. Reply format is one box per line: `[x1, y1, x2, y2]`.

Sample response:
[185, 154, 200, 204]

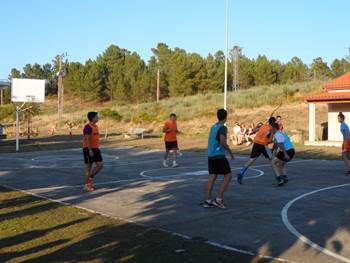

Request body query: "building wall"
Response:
[328, 103, 350, 141]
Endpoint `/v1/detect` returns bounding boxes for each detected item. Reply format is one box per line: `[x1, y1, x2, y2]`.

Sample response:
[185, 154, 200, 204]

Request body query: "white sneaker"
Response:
[172, 161, 179, 168]
[163, 160, 169, 168]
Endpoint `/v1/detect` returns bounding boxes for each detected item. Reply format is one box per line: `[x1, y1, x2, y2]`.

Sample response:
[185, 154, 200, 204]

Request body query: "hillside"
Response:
[1, 80, 327, 142]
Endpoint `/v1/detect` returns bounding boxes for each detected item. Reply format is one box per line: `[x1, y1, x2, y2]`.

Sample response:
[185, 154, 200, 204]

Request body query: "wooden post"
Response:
[156, 69, 160, 102]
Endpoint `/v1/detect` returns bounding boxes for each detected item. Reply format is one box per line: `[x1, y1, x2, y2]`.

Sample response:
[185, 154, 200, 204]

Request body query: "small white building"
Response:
[305, 71, 350, 147]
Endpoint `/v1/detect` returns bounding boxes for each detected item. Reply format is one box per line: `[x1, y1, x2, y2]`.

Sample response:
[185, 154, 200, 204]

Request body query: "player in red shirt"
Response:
[163, 113, 180, 167]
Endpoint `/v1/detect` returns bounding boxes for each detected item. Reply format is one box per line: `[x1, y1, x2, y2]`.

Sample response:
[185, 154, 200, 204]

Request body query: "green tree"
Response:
[254, 55, 275, 85]
[281, 57, 309, 83]
[168, 49, 194, 96]
[150, 43, 173, 98]
[9, 68, 21, 79]
[331, 58, 350, 77]
[311, 57, 331, 80]
[198, 53, 224, 93]
[237, 56, 255, 89]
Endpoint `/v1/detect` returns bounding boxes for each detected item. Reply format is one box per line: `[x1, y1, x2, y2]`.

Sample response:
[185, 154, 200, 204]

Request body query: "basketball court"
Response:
[1, 146, 350, 263]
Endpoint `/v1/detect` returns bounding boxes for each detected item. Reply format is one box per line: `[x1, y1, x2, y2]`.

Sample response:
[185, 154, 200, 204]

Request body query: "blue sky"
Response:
[1, 0, 349, 79]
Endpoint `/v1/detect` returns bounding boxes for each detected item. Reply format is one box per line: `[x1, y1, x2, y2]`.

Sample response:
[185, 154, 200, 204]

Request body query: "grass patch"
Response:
[0, 186, 275, 263]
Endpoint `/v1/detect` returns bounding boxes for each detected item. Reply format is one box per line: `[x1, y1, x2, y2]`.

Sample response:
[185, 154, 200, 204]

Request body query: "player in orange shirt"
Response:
[163, 113, 180, 167]
[237, 116, 276, 184]
[82, 112, 104, 191]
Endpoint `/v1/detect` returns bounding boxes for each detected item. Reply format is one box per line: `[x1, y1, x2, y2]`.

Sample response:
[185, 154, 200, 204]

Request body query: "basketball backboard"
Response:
[11, 78, 45, 103]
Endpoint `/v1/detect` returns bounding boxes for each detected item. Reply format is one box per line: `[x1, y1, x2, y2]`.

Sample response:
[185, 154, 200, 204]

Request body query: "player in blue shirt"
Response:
[202, 109, 235, 209]
[338, 112, 350, 175]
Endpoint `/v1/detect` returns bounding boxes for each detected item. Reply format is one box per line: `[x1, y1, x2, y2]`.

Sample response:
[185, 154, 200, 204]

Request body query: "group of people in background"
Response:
[230, 116, 284, 146]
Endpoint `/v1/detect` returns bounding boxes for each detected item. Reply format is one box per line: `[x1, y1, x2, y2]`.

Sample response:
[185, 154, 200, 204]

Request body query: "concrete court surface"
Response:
[1, 146, 350, 263]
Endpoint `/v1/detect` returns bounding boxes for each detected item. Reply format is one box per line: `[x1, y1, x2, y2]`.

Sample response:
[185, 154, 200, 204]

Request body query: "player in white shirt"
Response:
[271, 122, 295, 186]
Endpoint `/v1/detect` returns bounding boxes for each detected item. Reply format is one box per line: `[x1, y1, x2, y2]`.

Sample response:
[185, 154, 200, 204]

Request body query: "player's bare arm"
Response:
[220, 133, 234, 160]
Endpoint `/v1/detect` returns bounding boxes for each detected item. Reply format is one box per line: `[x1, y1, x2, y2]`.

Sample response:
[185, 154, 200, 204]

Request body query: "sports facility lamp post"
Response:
[224, 0, 229, 110]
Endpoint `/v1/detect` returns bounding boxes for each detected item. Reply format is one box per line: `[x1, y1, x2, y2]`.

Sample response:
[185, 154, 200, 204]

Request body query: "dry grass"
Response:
[1, 80, 325, 141]
[1, 186, 276, 263]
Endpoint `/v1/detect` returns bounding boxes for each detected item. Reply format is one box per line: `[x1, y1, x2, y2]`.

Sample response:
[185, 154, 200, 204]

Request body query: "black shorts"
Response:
[83, 148, 103, 164]
[208, 157, 231, 175]
[165, 141, 178, 151]
[250, 143, 272, 159]
[276, 149, 295, 162]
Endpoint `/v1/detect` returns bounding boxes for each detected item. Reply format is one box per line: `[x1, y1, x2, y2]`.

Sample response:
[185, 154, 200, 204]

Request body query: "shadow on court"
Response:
[0, 148, 350, 262]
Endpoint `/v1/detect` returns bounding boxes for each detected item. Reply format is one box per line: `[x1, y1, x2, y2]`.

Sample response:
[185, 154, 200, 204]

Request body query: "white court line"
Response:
[140, 166, 264, 180]
[0, 158, 164, 170]
[251, 159, 314, 168]
[25, 177, 149, 191]
[281, 183, 350, 263]
[1, 156, 313, 171]
[1, 184, 293, 263]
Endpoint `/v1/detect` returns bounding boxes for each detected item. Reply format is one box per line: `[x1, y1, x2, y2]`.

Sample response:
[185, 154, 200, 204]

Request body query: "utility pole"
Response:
[156, 69, 160, 102]
[56, 53, 67, 124]
[231, 46, 242, 92]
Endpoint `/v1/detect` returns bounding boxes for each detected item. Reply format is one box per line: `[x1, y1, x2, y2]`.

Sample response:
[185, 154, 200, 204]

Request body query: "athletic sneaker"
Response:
[272, 177, 284, 187]
[163, 160, 169, 168]
[213, 199, 226, 209]
[278, 177, 285, 186]
[172, 161, 179, 168]
[281, 175, 289, 183]
[84, 184, 94, 192]
[201, 200, 215, 208]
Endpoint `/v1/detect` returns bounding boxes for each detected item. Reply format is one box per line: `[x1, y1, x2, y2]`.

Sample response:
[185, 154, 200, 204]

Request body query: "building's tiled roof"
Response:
[325, 71, 350, 91]
[305, 92, 350, 102]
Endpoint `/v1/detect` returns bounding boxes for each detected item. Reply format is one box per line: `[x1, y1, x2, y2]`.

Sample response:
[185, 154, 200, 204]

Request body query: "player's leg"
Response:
[91, 162, 103, 178]
[281, 149, 294, 182]
[202, 158, 218, 208]
[83, 148, 94, 191]
[272, 157, 284, 186]
[217, 174, 232, 199]
[271, 157, 281, 178]
[172, 149, 179, 167]
[213, 158, 232, 209]
[84, 164, 92, 184]
[237, 144, 261, 184]
[172, 141, 179, 167]
[202, 174, 217, 208]
[163, 142, 170, 167]
[342, 151, 350, 172]
[88, 149, 103, 189]
[205, 174, 217, 200]
[280, 162, 288, 182]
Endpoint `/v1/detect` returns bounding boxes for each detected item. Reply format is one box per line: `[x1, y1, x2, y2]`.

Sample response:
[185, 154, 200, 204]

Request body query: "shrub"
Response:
[134, 111, 158, 123]
[99, 108, 122, 121]
[0, 104, 16, 121]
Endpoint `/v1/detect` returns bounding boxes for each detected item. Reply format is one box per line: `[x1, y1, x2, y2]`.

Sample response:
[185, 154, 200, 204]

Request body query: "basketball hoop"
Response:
[11, 78, 45, 152]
